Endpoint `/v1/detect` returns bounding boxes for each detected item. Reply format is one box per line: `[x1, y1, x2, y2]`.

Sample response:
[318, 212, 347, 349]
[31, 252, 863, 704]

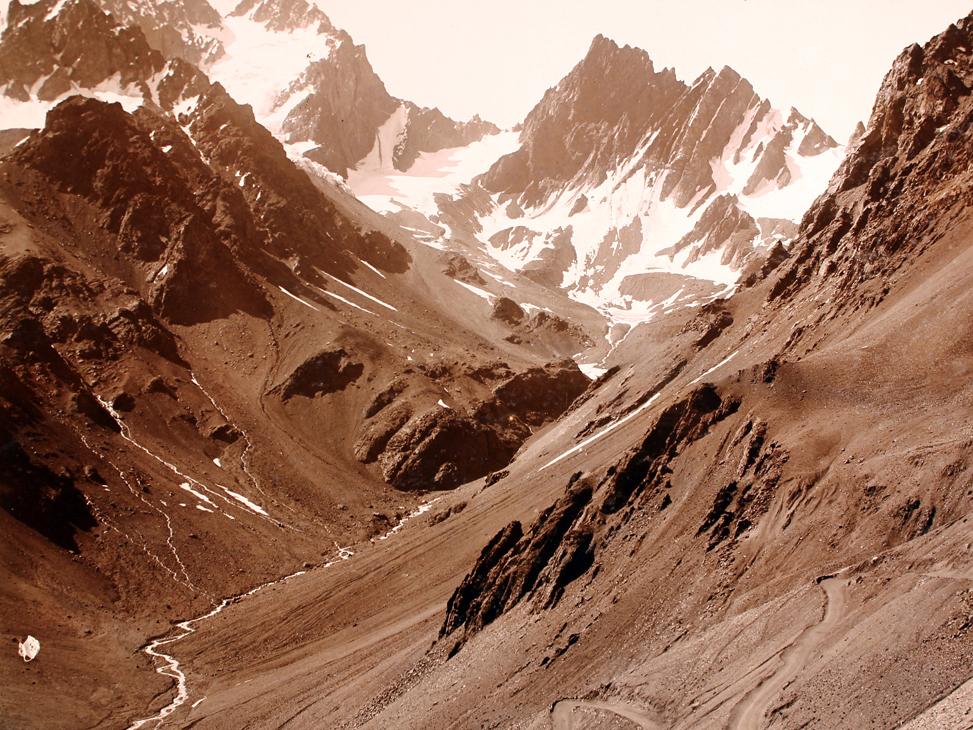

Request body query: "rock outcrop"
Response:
[273, 349, 364, 401]
[768, 14, 973, 321]
[441, 385, 740, 644]
[370, 361, 591, 491]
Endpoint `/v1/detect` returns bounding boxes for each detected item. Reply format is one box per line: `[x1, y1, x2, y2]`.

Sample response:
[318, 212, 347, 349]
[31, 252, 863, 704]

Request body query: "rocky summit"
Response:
[2, 3, 973, 729]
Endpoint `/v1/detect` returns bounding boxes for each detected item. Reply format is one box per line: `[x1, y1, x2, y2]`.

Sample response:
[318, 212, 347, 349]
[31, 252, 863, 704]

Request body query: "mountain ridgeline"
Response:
[1, 2, 973, 729]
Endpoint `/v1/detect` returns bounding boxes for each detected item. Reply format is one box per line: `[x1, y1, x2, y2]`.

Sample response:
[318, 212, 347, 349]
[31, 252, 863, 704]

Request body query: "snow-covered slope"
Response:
[354, 36, 846, 335]
[0, 0, 498, 177]
[204, 0, 498, 177]
[349, 131, 522, 220]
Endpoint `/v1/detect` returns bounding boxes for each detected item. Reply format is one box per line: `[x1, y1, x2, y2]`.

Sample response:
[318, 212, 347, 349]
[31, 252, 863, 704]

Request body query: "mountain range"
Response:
[1, 1, 972, 728]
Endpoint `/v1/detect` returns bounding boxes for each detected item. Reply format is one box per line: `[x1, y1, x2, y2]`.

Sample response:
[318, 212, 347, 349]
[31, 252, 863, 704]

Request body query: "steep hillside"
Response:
[3, 3, 972, 729]
[136, 11, 973, 730]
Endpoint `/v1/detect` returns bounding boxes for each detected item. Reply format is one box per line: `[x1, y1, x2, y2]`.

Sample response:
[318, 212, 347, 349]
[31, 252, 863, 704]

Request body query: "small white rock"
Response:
[18, 635, 40, 662]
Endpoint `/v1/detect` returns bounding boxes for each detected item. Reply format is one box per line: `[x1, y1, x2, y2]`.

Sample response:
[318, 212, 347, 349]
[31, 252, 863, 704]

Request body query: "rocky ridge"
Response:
[387, 35, 843, 333]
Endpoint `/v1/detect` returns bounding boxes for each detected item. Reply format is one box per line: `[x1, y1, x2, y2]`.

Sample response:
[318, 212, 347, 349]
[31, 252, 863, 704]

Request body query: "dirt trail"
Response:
[552, 699, 664, 729]
[731, 576, 848, 729]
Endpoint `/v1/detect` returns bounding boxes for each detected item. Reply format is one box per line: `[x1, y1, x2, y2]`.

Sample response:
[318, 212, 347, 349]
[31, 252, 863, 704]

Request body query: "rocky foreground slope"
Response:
[127, 10, 973, 730]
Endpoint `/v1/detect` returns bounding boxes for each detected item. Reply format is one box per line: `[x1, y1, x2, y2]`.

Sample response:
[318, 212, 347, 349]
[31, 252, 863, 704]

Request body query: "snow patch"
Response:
[349, 131, 521, 215]
[454, 279, 494, 303]
[577, 362, 608, 380]
[318, 270, 397, 311]
[180, 482, 216, 507]
[208, 12, 335, 124]
[277, 286, 319, 311]
[352, 103, 410, 176]
[541, 394, 662, 471]
[360, 259, 386, 278]
[313, 286, 376, 315]
[220, 488, 268, 517]
[689, 349, 741, 384]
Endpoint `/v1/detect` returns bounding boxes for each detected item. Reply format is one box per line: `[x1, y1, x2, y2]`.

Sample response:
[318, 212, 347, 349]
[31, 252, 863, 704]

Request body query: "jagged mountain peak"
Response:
[585, 33, 652, 65]
[230, 0, 334, 33]
[418, 36, 845, 333]
[94, 0, 224, 65]
[0, 0, 499, 185]
[566, 32, 660, 86]
[0, 0, 165, 105]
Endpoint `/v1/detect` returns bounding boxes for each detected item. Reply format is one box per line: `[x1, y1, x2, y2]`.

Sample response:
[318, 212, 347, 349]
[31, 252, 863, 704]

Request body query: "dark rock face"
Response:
[441, 385, 740, 644]
[664, 194, 760, 268]
[440, 520, 524, 640]
[95, 0, 224, 66]
[0, 256, 185, 369]
[0, 427, 96, 551]
[393, 107, 499, 172]
[280, 39, 399, 178]
[441, 252, 487, 286]
[0, 254, 187, 550]
[378, 410, 515, 491]
[739, 240, 790, 288]
[681, 300, 734, 350]
[0, 0, 165, 100]
[8, 96, 273, 326]
[363, 378, 410, 419]
[354, 402, 413, 464]
[289, 83, 499, 178]
[599, 385, 738, 514]
[373, 361, 591, 491]
[441, 478, 593, 641]
[519, 310, 594, 349]
[483, 35, 685, 207]
[273, 349, 364, 401]
[798, 117, 837, 156]
[488, 297, 593, 352]
[232, 0, 334, 33]
[472, 359, 591, 429]
[490, 297, 525, 325]
[768, 13, 973, 318]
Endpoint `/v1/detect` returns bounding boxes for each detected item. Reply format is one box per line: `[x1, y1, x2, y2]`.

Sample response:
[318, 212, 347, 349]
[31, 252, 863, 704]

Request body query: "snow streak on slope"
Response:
[94, 394, 274, 523]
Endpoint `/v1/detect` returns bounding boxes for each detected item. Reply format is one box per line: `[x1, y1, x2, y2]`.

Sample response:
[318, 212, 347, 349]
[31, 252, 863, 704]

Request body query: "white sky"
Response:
[323, 0, 972, 141]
